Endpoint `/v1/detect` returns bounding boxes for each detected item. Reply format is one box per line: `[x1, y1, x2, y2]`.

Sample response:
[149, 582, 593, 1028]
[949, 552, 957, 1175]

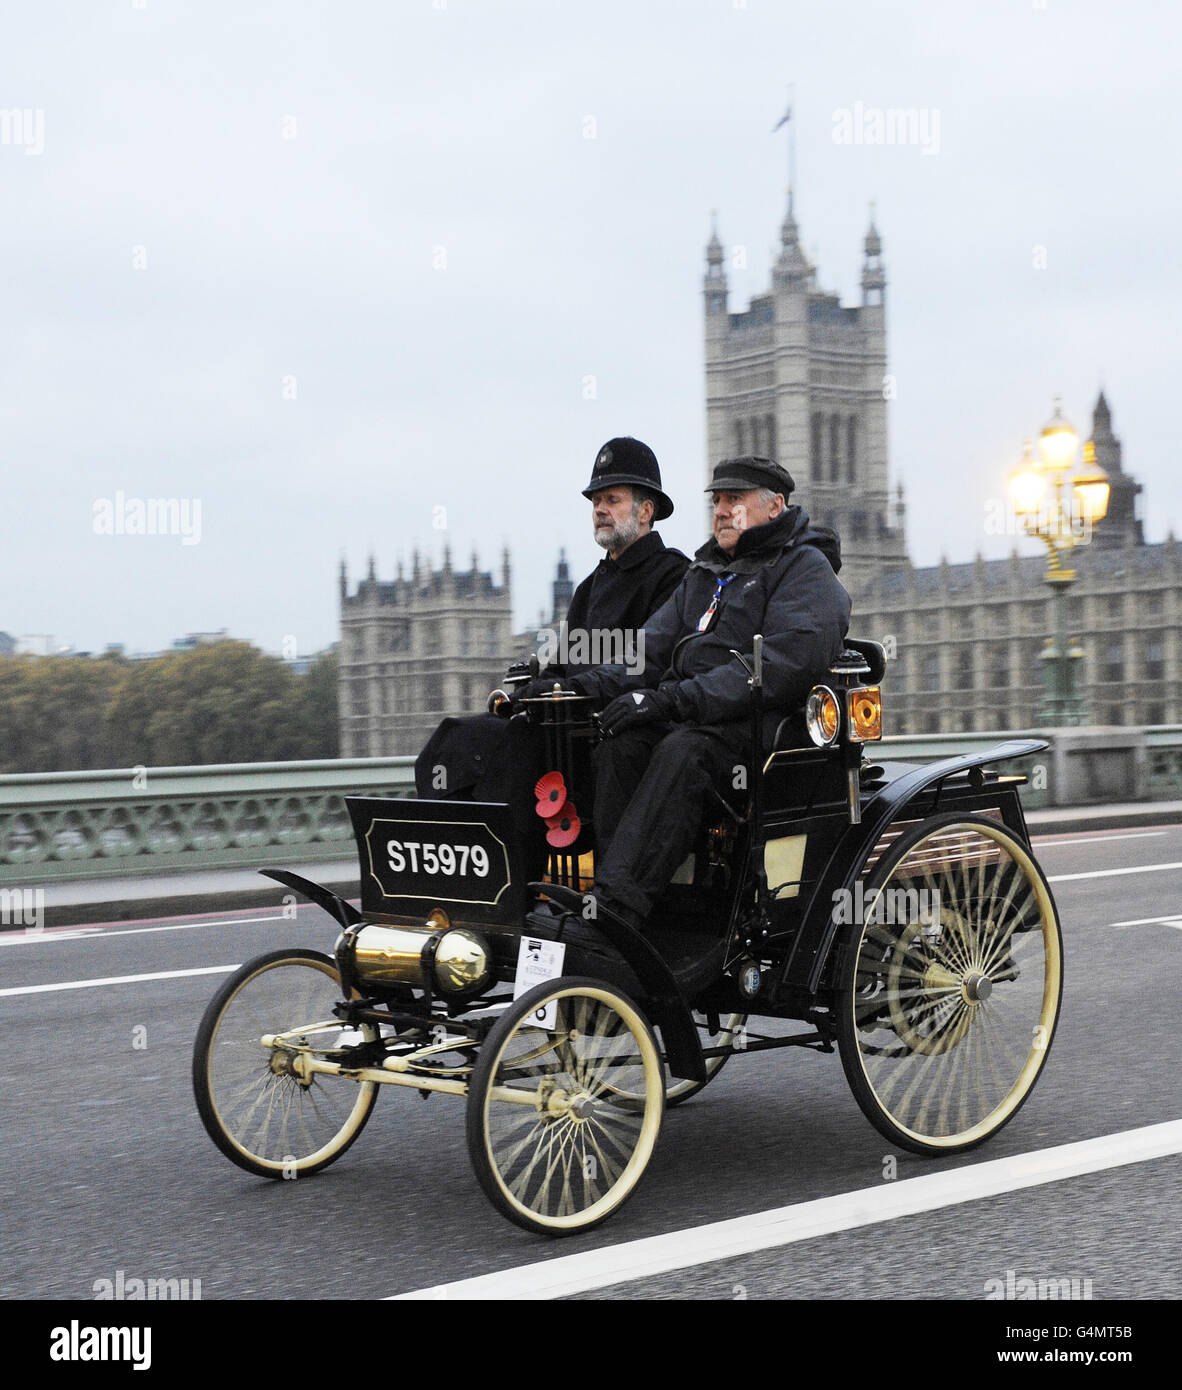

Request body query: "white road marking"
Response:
[0, 915, 286, 946]
[391, 1119, 1182, 1301]
[1032, 830, 1167, 849]
[1049, 860, 1182, 883]
[0, 965, 240, 997]
[0, 928, 104, 945]
[1112, 915, 1182, 930]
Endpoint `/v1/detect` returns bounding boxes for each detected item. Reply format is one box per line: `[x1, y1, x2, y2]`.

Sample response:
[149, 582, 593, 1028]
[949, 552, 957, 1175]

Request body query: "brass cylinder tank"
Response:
[347, 921, 493, 996]
[351, 924, 438, 988]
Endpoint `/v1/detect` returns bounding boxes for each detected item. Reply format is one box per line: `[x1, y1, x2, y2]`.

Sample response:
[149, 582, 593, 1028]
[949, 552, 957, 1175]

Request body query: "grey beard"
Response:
[595, 514, 641, 553]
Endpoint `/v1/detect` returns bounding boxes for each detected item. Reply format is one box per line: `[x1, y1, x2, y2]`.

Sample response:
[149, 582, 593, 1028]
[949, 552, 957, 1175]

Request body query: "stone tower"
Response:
[704, 194, 907, 599]
[550, 548, 574, 626]
[1087, 391, 1143, 549]
[339, 547, 516, 757]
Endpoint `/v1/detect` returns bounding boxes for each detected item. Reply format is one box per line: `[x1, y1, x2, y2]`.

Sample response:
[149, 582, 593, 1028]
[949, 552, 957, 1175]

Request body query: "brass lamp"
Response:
[1009, 438, 1047, 517]
[1039, 396, 1078, 472]
[1071, 441, 1111, 528]
[1006, 397, 1108, 726]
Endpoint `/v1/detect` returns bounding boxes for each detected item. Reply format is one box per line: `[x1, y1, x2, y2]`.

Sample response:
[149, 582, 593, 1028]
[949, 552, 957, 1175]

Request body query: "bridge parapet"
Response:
[0, 758, 414, 885]
[1, 731, 1179, 887]
[879, 726, 1182, 811]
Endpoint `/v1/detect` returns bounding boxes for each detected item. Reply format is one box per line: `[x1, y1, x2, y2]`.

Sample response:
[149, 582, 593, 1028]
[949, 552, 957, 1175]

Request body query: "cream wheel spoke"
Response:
[847, 819, 1060, 1145]
[472, 982, 663, 1231]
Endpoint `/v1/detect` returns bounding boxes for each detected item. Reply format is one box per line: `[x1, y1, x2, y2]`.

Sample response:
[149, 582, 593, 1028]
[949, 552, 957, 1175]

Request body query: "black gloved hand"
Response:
[598, 686, 679, 737]
[512, 676, 566, 702]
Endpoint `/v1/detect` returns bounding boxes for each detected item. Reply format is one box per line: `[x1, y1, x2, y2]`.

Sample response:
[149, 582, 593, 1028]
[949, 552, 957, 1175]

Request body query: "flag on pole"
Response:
[772, 105, 792, 132]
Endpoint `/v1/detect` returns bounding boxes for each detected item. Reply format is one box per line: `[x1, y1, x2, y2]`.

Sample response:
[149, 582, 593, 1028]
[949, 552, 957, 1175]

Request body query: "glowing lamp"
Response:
[1039, 397, 1078, 472]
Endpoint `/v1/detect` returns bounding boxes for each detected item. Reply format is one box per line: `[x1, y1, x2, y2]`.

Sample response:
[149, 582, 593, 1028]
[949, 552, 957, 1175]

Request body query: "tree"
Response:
[0, 641, 341, 772]
[0, 655, 126, 772]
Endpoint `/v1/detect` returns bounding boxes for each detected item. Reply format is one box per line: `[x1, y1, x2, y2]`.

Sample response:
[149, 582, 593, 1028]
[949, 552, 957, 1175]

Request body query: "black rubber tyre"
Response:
[836, 813, 1062, 1155]
[193, 948, 378, 1179]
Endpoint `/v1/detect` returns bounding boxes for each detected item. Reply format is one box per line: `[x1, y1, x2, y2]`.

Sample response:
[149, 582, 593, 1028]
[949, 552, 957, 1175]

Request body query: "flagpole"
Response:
[773, 86, 796, 215]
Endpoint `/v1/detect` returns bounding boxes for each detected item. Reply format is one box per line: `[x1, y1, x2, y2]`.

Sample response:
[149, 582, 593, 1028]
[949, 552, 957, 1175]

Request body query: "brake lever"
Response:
[729, 648, 754, 678]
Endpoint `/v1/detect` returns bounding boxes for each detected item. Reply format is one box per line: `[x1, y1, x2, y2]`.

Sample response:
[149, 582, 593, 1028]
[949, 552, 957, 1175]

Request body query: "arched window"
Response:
[829, 416, 841, 482]
[847, 416, 857, 483]
[733, 418, 746, 454]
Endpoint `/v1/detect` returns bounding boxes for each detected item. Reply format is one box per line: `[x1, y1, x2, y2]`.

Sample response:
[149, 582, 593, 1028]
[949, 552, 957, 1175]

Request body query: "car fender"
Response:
[258, 868, 364, 929]
[787, 738, 1048, 994]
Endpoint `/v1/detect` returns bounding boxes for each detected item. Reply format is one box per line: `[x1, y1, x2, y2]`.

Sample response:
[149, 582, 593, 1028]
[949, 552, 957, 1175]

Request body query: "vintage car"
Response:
[192, 638, 1061, 1235]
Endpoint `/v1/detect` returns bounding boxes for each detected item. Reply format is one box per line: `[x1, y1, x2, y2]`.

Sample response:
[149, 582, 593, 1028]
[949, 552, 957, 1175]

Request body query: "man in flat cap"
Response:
[561, 455, 851, 932]
[414, 436, 687, 799]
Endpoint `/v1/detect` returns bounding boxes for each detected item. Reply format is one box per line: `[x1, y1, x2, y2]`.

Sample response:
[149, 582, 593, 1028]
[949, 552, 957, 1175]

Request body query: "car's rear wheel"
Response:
[836, 814, 1062, 1155]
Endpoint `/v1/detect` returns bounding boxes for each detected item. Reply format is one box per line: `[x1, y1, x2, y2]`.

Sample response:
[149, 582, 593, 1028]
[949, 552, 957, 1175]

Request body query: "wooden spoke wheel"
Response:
[466, 978, 664, 1235]
[836, 814, 1062, 1154]
[193, 949, 378, 1178]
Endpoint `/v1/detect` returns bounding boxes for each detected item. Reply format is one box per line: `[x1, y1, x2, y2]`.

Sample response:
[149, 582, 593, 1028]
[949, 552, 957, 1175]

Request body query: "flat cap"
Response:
[705, 455, 796, 497]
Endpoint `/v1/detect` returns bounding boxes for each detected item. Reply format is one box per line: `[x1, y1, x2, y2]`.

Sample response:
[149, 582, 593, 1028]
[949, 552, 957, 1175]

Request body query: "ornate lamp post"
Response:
[1009, 398, 1111, 725]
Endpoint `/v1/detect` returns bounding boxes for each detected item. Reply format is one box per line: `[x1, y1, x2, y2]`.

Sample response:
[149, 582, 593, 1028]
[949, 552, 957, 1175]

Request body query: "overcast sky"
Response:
[3, 0, 1179, 656]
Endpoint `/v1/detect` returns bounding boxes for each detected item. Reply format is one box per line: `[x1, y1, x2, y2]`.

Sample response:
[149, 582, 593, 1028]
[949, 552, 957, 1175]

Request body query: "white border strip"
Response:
[0, 965, 239, 997]
[1032, 830, 1166, 848]
[1049, 860, 1182, 882]
[392, 1119, 1182, 1301]
[0, 916, 279, 947]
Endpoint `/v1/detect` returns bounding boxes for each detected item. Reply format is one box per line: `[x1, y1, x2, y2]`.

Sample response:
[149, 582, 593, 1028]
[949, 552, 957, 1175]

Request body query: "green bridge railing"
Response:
[1, 729, 1179, 886]
[0, 759, 415, 885]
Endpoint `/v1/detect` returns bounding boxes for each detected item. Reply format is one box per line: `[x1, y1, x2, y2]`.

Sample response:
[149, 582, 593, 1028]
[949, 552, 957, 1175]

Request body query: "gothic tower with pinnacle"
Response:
[704, 193, 907, 599]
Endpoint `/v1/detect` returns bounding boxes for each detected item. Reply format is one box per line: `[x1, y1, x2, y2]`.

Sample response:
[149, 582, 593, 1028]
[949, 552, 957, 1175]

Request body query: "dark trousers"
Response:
[591, 721, 754, 921]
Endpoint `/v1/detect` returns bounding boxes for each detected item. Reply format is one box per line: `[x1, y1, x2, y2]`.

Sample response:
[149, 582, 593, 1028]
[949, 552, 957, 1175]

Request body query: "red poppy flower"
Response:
[534, 771, 567, 817]
[545, 801, 581, 848]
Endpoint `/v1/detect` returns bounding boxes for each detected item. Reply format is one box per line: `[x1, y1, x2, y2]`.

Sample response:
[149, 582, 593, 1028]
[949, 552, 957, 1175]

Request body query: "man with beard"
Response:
[555, 455, 851, 934]
[414, 437, 687, 799]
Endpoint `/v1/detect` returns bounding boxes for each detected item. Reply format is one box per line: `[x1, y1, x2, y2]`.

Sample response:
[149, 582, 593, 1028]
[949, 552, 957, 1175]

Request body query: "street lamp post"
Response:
[1009, 398, 1111, 726]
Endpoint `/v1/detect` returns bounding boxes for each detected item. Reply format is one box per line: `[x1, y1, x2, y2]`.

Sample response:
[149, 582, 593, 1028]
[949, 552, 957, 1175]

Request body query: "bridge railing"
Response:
[1, 729, 1178, 885]
[0, 758, 415, 884]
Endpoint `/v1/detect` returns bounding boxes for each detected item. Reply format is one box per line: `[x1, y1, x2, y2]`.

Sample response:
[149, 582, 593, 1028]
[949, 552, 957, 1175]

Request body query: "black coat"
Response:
[414, 529, 688, 797]
[556, 530, 689, 676]
[575, 507, 852, 722]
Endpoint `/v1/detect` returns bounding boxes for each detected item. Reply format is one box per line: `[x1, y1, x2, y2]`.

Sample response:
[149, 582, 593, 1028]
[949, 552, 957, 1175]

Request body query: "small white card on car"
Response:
[513, 936, 567, 1029]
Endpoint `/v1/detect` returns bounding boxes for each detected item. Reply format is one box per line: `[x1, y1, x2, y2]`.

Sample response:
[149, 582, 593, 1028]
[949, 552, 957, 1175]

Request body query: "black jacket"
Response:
[556, 530, 689, 676]
[414, 530, 687, 798]
[575, 507, 851, 722]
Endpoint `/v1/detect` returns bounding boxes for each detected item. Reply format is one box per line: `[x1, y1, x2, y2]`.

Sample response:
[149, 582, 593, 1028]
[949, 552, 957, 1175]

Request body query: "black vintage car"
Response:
[193, 639, 1061, 1235]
